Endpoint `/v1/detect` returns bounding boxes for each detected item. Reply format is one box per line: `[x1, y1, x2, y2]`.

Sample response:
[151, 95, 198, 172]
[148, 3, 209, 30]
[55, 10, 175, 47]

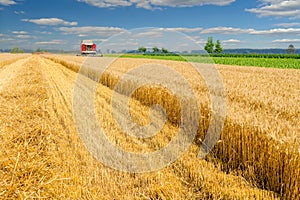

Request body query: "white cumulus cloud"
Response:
[0, 0, 16, 6]
[11, 30, 36, 39]
[275, 22, 300, 27]
[77, 0, 235, 10]
[59, 26, 126, 36]
[134, 31, 163, 38]
[78, 34, 88, 37]
[201, 27, 255, 34]
[0, 37, 14, 41]
[162, 27, 203, 32]
[251, 28, 300, 35]
[272, 38, 300, 43]
[36, 40, 67, 45]
[223, 39, 241, 43]
[22, 18, 78, 26]
[200, 26, 300, 36]
[12, 31, 28, 35]
[246, 0, 300, 18]
[16, 35, 36, 39]
[14, 10, 25, 14]
[35, 31, 52, 35]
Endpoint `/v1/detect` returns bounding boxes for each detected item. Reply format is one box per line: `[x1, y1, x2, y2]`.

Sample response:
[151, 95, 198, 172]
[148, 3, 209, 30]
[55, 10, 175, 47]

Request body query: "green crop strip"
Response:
[116, 54, 300, 69]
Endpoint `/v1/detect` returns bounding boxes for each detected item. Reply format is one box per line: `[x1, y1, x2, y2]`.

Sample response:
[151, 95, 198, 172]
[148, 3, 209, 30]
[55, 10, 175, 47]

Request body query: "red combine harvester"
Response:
[81, 40, 97, 56]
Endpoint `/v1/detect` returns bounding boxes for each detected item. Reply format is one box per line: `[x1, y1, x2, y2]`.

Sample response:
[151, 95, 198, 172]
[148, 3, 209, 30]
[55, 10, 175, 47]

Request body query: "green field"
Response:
[117, 54, 300, 69]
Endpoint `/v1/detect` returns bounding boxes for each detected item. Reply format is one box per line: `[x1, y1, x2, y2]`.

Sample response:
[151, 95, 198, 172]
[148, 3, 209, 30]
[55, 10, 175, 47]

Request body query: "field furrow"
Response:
[43, 54, 300, 199]
[0, 53, 30, 69]
[0, 55, 280, 199]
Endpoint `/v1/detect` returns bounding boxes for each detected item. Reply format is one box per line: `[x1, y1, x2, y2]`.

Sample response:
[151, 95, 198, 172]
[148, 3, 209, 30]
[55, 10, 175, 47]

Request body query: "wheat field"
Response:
[0, 54, 299, 199]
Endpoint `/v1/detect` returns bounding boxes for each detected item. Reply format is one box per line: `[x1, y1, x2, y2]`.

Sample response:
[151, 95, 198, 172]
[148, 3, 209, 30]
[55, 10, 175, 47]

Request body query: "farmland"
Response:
[120, 54, 300, 69]
[0, 53, 299, 199]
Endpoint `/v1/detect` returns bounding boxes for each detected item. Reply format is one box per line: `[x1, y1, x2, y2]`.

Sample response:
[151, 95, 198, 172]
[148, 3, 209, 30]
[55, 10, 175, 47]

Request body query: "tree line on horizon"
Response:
[138, 46, 169, 54]
[10, 47, 49, 54]
[137, 37, 224, 55]
[137, 37, 297, 55]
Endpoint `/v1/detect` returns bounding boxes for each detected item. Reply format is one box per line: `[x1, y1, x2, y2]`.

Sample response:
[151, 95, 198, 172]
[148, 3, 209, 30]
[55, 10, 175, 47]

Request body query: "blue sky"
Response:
[0, 0, 300, 51]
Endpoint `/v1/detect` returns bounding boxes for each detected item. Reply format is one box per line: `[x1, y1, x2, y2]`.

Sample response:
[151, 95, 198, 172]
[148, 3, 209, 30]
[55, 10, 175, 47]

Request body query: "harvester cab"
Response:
[81, 40, 97, 56]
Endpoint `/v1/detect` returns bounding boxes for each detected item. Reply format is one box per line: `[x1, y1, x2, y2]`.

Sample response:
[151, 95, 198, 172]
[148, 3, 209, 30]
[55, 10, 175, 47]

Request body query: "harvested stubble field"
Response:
[0, 53, 299, 199]
[0, 53, 31, 69]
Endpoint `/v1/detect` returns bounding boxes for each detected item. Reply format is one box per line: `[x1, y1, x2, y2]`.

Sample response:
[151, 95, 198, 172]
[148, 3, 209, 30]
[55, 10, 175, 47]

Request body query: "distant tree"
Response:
[19, 49, 24, 53]
[214, 40, 223, 54]
[11, 47, 19, 53]
[36, 48, 42, 52]
[162, 48, 169, 54]
[138, 46, 147, 53]
[205, 37, 214, 54]
[287, 44, 295, 54]
[153, 46, 159, 53]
